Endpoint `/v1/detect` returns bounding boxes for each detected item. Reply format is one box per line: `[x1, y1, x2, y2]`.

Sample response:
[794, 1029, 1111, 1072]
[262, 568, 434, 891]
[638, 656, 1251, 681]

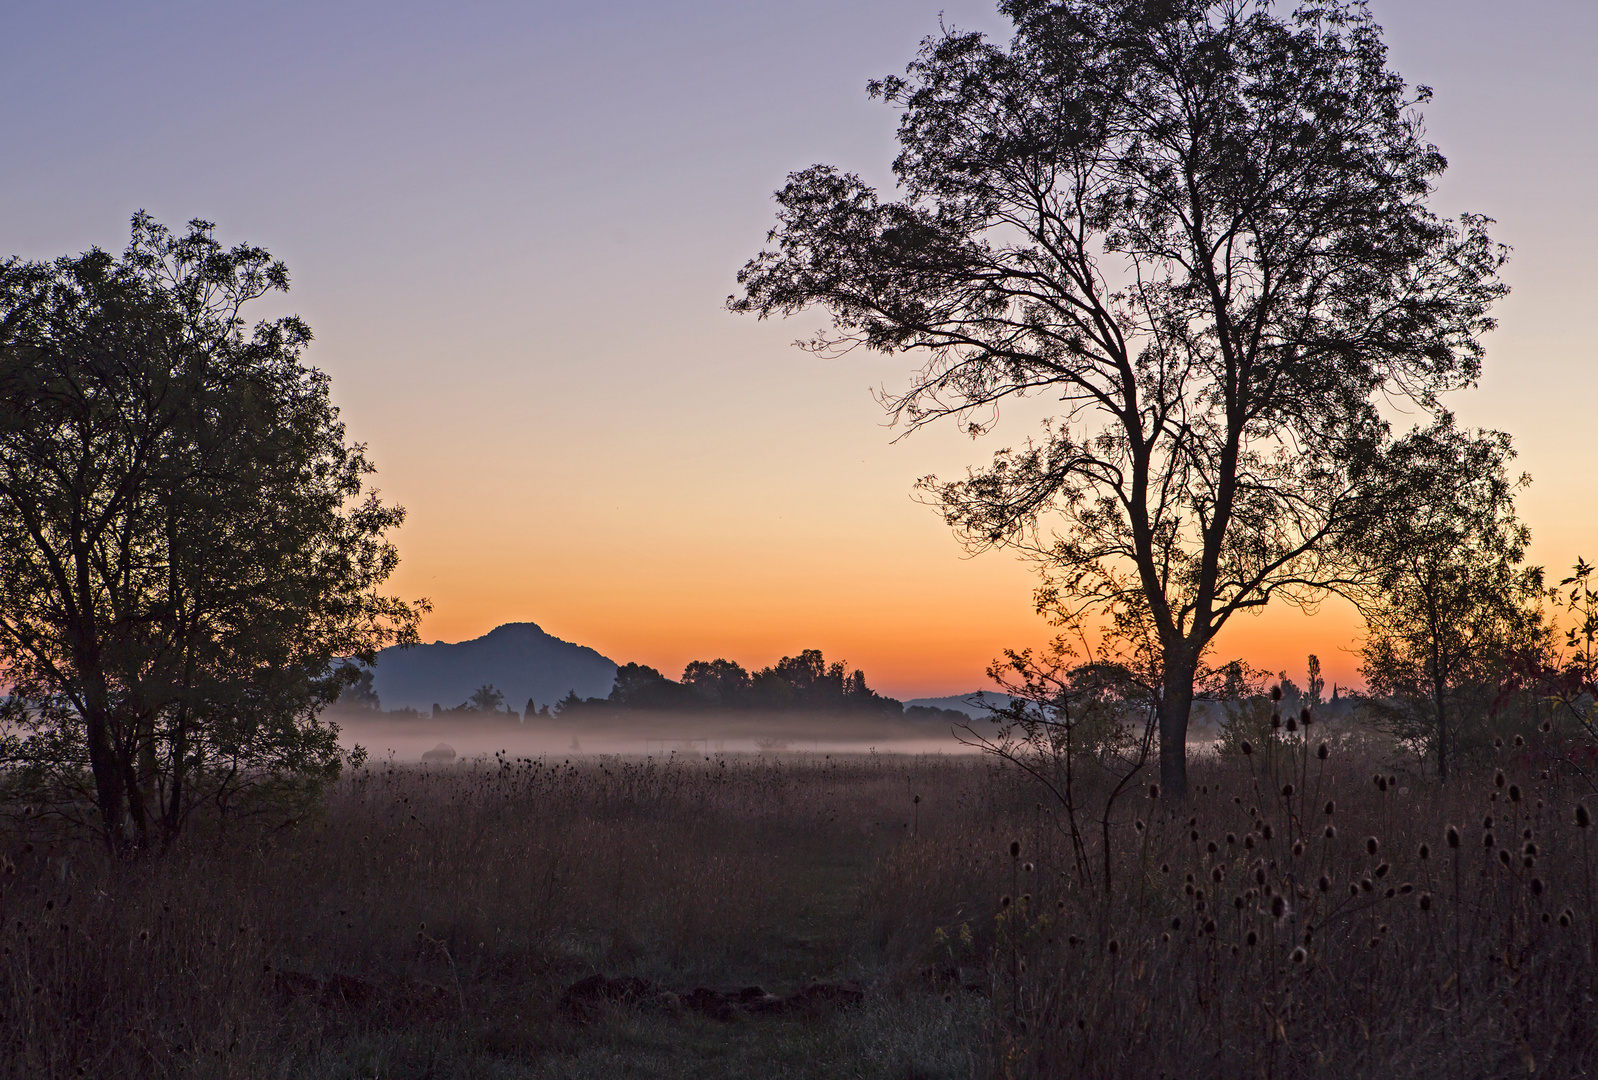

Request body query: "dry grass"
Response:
[1, 752, 981, 1079]
[3, 737, 1596, 1078]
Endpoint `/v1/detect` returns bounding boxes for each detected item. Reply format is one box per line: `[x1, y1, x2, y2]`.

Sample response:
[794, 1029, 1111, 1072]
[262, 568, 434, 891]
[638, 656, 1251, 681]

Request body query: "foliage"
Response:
[562, 649, 904, 715]
[0, 215, 423, 850]
[1352, 415, 1545, 777]
[733, 0, 1508, 795]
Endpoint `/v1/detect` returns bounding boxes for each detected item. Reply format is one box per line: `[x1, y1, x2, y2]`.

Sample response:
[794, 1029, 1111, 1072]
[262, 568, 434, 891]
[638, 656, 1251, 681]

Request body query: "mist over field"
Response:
[333, 708, 976, 760]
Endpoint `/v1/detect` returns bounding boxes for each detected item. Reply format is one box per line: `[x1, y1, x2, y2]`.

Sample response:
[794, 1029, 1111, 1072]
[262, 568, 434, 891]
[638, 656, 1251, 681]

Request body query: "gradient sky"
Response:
[4, 1, 1594, 697]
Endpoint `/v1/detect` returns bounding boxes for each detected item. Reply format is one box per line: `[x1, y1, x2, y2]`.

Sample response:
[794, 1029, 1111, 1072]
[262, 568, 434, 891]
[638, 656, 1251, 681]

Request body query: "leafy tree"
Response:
[681, 658, 751, 706]
[733, 0, 1506, 795]
[338, 666, 382, 711]
[608, 662, 692, 709]
[466, 684, 506, 713]
[1353, 417, 1543, 777]
[0, 215, 424, 850]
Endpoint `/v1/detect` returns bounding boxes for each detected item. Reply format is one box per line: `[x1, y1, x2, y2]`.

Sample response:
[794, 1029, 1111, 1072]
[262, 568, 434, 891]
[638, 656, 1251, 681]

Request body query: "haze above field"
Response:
[4, 0, 1594, 695]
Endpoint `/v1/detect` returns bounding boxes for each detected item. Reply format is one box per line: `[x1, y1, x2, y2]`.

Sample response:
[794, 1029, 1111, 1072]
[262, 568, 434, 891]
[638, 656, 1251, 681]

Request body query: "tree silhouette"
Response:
[0, 215, 423, 849]
[734, 0, 1506, 795]
[1352, 416, 1544, 778]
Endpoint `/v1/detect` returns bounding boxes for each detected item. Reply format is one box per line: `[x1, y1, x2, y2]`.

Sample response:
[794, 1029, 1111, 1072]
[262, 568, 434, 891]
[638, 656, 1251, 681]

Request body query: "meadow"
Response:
[2, 725, 1595, 1078]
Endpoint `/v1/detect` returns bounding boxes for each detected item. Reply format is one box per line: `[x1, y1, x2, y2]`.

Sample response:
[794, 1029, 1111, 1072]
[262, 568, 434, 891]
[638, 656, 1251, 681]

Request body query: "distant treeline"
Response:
[340, 648, 968, 721]
[552, 649, 963, 719]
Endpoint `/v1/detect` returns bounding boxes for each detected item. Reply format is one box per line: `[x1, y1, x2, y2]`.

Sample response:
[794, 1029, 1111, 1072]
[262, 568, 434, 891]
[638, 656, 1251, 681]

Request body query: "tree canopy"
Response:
[0, 215, 424, 849]
[1353, 416, 1544, 777]
[733, 0, 1507, 795]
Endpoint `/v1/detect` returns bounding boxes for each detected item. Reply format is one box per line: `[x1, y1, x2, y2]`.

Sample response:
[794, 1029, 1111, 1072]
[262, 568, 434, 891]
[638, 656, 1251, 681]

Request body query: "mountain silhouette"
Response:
[367, 622, 617, 712]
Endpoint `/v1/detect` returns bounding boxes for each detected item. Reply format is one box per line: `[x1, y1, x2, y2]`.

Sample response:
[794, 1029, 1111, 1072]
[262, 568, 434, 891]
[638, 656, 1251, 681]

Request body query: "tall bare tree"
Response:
[733, 0, 1507, 795]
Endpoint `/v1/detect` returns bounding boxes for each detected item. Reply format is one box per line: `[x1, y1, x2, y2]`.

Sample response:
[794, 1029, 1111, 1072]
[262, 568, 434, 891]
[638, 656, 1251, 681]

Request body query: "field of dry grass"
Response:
[3, 734, 1596, 1078]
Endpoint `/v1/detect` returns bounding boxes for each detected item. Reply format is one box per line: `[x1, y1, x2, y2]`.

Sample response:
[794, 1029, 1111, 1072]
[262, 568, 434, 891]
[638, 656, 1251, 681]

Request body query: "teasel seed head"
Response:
[1418, 842, 1430, 860]
[1498, 849, 1511, 866]
[1374, 862, 1390, 878]
[1241, 740, 1253, 756]
[1271, 713, 1283, 731]
[1286, 715, 1298, 733]
[1324, 800, 1336, 816]
[1495, 770, 1506, 789]
[1281, 783, 1295, 798]
[1318, 875, 1331, 892]
[1246, 929, 1258, 946]
[1226, 832, 1236, 845]
[1360, 877, 1374, 893]
[1325, 825, 1337, 839]
[1317, 742, 1329, 760]
[1208, 840, 1218, 854]
[1292, 840, 1304, 857]
[1107, 938, 1119, 955]
[1447, 825, 1460, 849]
[1399, 883, 1413, 894]
[1483, 814, 1495, 830]
[1000, 894, 1012, 909]
[1212, 866, 1224, 883]
[1515, 734, 1525, 747]
[1509, 784, 1522, 803]
[1290, 946, 1307, 964]
[1271, 894, 1287, 920]
[1485, 832, 1496, 850]
[1577, 804, 1591, 829]
[1010, 840, 1021, 859]
[1531, 877, 1545, 896]
[1271, 685, 1282, 702]
[1262, 824, 1274, 840]
[1418, 892, 1432, 911]
[1023, 862, 1034, 873]
[1148, 783, 1160, 800]
[1560, 909, 1574, 928]
[1366, 837, 1380, 856]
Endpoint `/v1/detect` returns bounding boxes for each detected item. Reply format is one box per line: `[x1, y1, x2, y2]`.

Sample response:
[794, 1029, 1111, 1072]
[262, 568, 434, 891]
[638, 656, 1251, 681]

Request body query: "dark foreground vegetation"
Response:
[4, 728, 1596, 1078]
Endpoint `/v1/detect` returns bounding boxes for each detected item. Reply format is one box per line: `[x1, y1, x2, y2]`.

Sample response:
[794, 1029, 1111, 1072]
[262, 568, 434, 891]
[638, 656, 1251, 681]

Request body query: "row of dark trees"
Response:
[550, 648, 937, 716]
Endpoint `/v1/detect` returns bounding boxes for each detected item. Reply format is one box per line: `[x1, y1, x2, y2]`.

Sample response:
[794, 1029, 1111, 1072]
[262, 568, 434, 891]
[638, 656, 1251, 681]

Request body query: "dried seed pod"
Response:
[1366, 837, 1380, 856]
[1446, 826, 1460, 849]
[1418, 843, 1430, 860]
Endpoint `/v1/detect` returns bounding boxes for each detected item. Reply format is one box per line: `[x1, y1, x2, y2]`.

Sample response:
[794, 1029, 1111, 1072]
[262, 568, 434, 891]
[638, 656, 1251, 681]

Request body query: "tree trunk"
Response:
[1433, 672, 1449, 782]
[83, 702, 128, 852]
[1158, 652, 1200, 799]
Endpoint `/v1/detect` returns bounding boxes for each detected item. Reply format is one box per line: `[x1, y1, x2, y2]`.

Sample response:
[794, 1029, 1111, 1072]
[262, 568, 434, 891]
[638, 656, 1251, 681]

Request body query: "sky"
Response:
[3, 1, 1595, 698]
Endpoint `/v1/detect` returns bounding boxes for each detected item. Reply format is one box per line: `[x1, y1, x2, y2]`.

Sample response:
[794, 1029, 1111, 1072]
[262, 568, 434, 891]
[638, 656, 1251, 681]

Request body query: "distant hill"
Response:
[367, 622, 617, 713]
[902, 692, 1013, 720]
